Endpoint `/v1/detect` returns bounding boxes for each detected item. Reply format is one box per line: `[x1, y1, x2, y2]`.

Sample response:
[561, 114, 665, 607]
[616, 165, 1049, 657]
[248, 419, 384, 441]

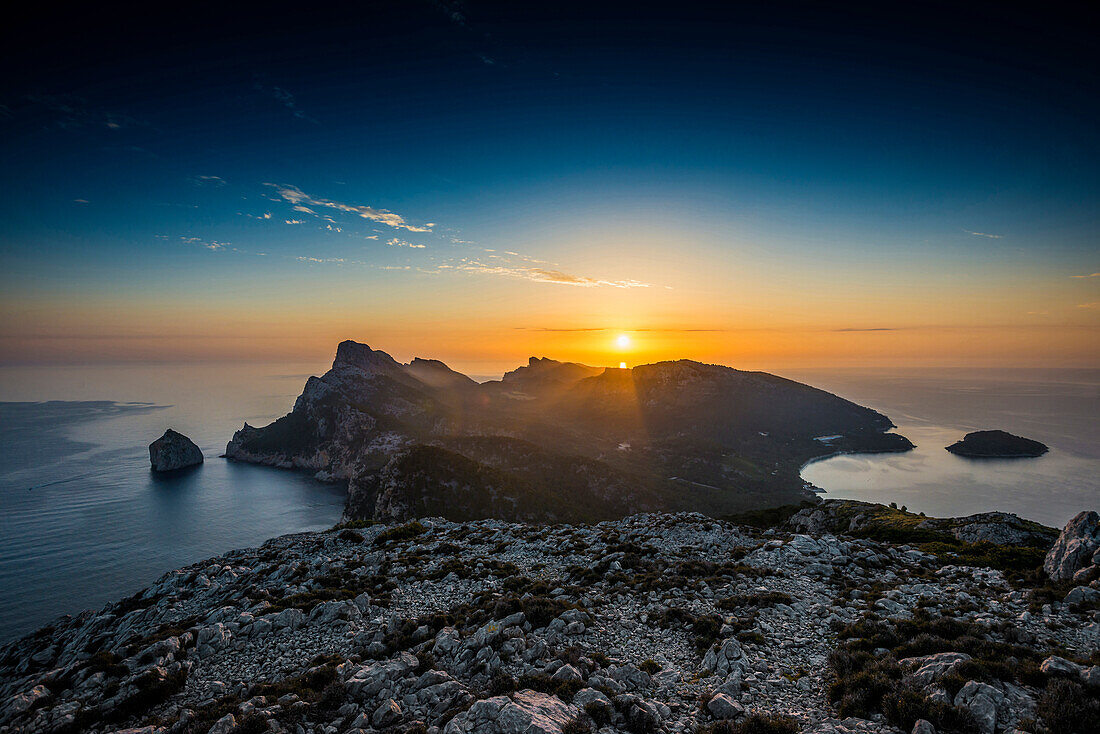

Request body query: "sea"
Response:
[0, 364, 1097, 644]
[789, 368, 1099, 529]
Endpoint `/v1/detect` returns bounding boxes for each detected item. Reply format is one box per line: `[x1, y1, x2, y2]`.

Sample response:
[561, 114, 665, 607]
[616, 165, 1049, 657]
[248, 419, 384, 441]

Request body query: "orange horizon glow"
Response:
[2, 251, 1098, 370]
[1, 320, 1097, 372]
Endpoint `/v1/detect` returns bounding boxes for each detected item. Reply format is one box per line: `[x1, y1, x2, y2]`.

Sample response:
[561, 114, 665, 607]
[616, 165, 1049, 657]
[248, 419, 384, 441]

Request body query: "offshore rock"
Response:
[148, 429, 203, 472]
[945, 430, 1048, 458]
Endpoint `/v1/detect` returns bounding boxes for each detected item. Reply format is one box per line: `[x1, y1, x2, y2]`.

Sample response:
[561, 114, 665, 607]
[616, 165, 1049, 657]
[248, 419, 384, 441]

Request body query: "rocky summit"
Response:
[1, 500, 1097, 734]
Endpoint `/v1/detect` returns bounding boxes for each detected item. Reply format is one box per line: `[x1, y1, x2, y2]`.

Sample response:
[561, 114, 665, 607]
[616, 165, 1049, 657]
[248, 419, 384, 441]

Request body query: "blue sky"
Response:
[1, 1, 1097, 367]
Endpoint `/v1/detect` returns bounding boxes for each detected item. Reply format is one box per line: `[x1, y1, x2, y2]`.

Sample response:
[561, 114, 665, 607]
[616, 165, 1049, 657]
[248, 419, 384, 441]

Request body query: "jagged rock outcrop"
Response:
[1045, 510, 1100, 581]
[148, 429, 203, 472]
[226, 340, 914, 524]
[788, 500, 1057, 548]
[945, 430, 1048, 458]
[2, 505, 1097, 734]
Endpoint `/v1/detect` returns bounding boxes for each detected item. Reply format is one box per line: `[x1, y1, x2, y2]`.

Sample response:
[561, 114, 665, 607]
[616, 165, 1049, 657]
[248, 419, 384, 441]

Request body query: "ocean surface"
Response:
[0, 362, 345, 644]
[0, 364, 1097, 644]
[790, 368, 1099, 529]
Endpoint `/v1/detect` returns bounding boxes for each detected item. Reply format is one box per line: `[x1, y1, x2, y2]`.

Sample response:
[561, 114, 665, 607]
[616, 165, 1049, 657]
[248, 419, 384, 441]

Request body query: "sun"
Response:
[615, 333, 631, 349]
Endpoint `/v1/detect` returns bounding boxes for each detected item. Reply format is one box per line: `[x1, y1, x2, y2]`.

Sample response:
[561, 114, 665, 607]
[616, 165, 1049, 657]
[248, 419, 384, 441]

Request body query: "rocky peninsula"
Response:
[2, 501, 1097, 734]
[225, 341, 914, 522]
[945, 432, 1048, 459]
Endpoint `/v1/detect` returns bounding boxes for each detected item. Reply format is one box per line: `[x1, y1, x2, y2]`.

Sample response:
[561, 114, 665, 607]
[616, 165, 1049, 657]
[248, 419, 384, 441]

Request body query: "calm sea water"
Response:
[790, 368, 1100, 529]
[0, 362, 345, 644]
[0, 364, 1097, 644]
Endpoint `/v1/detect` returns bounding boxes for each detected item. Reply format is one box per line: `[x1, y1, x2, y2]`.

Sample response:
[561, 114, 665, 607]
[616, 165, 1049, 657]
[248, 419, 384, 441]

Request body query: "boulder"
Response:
[1064, 585, 1100, 605]
[206, 713, 236, 734]
[443, 690, 577, 734]
[1039, 656, 1082, 677]
[373, 698, 402, 727]
[953, 680, 1003, 734]
[1044, 511, 1100, 581]
[706, 692, 743, 720]
[149, 429, 203, 472]
[899, 652, 971, 686]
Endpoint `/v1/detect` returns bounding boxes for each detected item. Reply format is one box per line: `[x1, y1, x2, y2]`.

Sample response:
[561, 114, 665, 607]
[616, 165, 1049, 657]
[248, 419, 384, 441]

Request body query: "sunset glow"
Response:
[0, 5, 1096, 372]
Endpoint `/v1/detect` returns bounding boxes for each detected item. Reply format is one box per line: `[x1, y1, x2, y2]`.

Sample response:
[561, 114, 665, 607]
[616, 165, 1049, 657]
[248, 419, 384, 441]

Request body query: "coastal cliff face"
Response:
[226, 341, 914, 523]
[1, 504, 1097, 734]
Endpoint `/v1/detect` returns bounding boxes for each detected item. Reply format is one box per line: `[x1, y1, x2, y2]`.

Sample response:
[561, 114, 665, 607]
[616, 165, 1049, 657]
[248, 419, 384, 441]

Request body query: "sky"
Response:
[1, 1, 1098, 372]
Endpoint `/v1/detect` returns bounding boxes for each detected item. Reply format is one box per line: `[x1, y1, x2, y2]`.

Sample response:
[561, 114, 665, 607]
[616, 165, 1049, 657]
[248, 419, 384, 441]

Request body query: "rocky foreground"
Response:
[2, 503, 1098, 734]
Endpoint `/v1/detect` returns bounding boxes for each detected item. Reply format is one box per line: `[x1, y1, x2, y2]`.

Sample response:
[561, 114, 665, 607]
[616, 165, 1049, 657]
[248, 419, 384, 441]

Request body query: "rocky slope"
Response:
[225, 341, 914, 522]
[2, 502, 1097, 734]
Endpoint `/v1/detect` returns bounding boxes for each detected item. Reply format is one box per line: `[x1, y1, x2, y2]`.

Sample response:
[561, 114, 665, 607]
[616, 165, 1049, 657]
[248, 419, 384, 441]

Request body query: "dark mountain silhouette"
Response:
[226, 340, 913, 522]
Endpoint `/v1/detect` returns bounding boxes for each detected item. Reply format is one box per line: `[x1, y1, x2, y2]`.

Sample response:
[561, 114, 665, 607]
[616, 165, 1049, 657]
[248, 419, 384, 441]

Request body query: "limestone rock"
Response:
[707, 692, 744, 720]
[444, 690, 577, 734]
[1039, 655, 1082, 677]
[954, 680, 1003, 734]
[899, 652, 971, 686]
[1044, 510, 1100, 581]
[149, 429, 203, 472]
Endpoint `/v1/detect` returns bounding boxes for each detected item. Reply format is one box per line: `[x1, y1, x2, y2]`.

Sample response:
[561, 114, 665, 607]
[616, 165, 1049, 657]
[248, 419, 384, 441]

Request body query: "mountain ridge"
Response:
[226, 341, 914, 523]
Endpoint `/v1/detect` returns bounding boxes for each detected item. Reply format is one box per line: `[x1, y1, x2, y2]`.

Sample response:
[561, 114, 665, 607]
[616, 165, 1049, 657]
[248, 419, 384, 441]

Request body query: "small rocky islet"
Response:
[1, 501, 1097, 734]
[149, 431, 204, 473]
[944, 432, 1049, 459]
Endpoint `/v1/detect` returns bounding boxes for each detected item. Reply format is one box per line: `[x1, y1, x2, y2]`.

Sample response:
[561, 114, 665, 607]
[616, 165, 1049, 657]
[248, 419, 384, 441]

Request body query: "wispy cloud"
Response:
[442, 260, 650, 288]
[1077, 302, 1100, 309]
[285, 219, 305, 225]
[296, 256, 345, 264]
[527, 268, 649, 288]
[73, 199, 89, 204]
[517, 326, 728, 333]
[1070, 272, 1100, 278]
[833, 327, 898, 332]
[192, 175, 226, 187]
[180, 236, 229, 251]
[388, 237, 426, 249]
[516, 327, 608, 332]
[963, 229, 1003, 239]
[266, 183, 432, 232]
[27, 94, 138, 130]
[254, 83, 316, 123]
